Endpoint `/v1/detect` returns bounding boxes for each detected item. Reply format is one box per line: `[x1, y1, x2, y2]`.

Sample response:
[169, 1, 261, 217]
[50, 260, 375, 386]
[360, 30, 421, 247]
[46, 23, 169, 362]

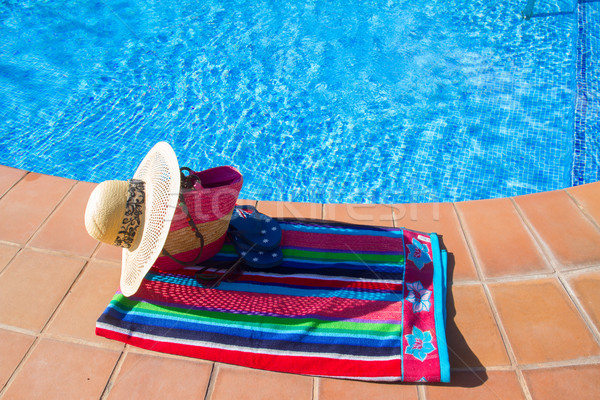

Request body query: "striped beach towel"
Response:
[96, 220, 450, 382]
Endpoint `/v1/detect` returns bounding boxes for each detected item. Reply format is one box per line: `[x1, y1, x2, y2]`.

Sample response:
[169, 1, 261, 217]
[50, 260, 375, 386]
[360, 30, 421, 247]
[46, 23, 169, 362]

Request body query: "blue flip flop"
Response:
[228, 205, 283, 269]
[237, 245, 283, 270]
[229, 205, 281, 251]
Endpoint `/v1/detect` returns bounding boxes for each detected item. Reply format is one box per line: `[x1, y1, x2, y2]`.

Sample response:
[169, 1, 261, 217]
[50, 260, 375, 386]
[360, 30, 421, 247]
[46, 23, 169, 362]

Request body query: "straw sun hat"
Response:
[85, 142, 181, 297]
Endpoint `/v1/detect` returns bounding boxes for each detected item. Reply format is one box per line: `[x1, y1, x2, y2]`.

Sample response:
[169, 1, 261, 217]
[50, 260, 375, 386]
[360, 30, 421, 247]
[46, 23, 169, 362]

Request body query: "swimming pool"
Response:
[0, 0, 598, 203]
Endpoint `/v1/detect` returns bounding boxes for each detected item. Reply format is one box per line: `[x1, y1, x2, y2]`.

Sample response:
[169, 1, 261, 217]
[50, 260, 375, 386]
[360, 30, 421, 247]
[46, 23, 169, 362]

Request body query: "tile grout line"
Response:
[508, 197, 561, 277]
[0, 335, 42, 398]
[0, 170, 29, 202]
[452, 356, 600, 371]
[564, 189, 600, 234]
[19, 245, 96, 261]
[508, 197, 559, 274]
[451, 203, 486, 284]
[481, 263, 600, 283]
[518, 356, 600, 370]
[480, 272, 554, 284]
[417, 384, 426, 400]
[19, 179, 78, 254]
[0, 323, 39, 337]
[39, 332, 126, 352]
[87, 241, 104, 263]
[99, 350, 127, 400]
[511, 196, 600, 343]
[560, 263, 600, 277]
[203, 362, 220, 400]
[0, 240, 22, 247]
[386, 204, 395, 226]
[452, 202, 534, 400]
[39, 259, 92, 335]
[202, 362, 217, 400]
[513, 368, 532, 400]
[0, 245, 23, 277]
[556, 274, 600, 345]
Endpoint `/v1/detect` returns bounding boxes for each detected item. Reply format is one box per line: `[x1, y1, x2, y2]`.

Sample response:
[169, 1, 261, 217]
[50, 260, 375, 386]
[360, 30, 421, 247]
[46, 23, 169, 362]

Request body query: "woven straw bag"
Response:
[153, 166, 243, 271]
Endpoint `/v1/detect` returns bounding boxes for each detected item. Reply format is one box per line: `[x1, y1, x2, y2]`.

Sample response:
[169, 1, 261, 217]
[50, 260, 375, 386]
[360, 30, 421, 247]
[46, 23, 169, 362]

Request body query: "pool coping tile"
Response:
[0, 165, 27, 199]
[257, 200, 323, 220]
[567, 182, 600, 227]
[28, 181, 99, 257]
[455, 197, 552, 278]
[235, 199, 258, 207]
[0, 173, 75, 245]
[515, 189, 600, 270]
[322, 203, 395, 226]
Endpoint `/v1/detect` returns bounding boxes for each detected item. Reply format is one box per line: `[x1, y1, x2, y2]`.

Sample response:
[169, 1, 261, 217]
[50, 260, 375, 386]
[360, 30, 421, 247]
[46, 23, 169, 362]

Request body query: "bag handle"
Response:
[160, 168, 205, 267]
[180, 167, 201, 189]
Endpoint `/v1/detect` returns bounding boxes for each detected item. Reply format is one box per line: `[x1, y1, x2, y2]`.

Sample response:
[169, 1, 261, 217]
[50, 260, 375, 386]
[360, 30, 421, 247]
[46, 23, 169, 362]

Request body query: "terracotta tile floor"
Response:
[0, 164, 599, 399]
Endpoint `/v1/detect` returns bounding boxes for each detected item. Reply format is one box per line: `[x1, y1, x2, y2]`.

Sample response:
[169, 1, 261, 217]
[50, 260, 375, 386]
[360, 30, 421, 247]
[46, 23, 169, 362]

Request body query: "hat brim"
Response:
[120, 142, 180, 296]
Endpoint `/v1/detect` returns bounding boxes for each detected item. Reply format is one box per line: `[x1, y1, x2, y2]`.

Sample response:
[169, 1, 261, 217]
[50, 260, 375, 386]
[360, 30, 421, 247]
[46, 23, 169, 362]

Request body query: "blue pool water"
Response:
[0, 0, 598, 203]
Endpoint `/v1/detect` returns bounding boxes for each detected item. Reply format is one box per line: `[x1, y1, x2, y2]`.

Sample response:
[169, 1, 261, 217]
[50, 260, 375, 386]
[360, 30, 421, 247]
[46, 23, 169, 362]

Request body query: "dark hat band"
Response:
[113, 179, 145, 248]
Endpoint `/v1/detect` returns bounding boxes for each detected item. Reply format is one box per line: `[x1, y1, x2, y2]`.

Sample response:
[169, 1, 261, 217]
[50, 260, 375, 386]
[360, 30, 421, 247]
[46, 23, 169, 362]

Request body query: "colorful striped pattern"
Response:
[96, 220, 449, 382]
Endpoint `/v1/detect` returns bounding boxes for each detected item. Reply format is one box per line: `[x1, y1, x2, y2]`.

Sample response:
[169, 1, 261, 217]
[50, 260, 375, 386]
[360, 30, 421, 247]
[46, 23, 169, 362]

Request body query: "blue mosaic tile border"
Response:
[573, 1, 587, 186]
[573, 1, 600, 186]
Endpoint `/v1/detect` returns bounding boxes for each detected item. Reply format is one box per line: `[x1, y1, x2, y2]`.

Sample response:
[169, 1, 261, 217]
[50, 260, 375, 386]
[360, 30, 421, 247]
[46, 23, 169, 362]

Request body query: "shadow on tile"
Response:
[438, 235, 488, 387]
[426, 369, 489, 388]
[437, 235, 457, 285]
[442, 287, 488, 387]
